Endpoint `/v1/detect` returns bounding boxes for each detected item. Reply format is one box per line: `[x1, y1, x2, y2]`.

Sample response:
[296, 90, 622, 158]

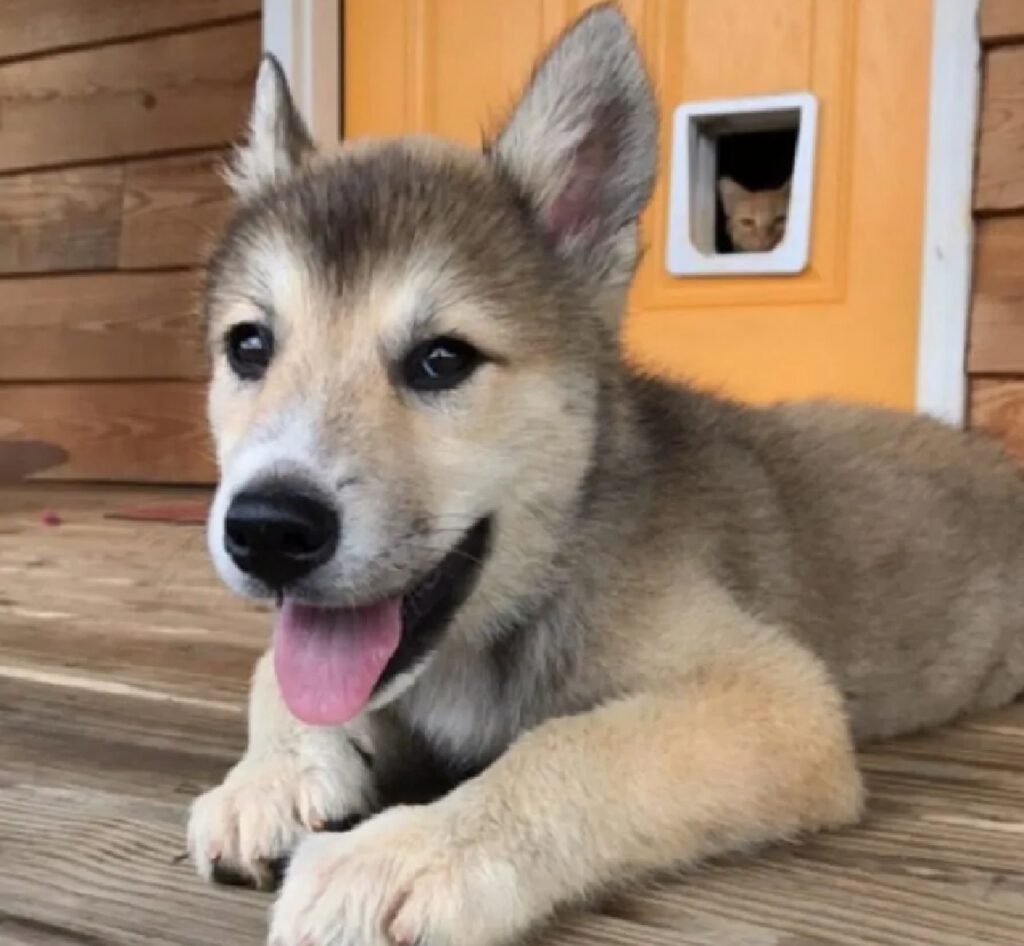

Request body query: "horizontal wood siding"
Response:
[974, 46, 1024, 212]
[0, 0, 259, 61]
[119, 152, 233, 268]
[0, 20, 259, 173]
[969, 378, 1024, 467]
[969, 2, 1024, 467]
[0, 165, 125, 273]
[967, 217, 1024, 375]
[979, 0, 1024, 47]
[0, 272, 206, 381]
[0, 7, 259, 482]
[1, 151, 233, 274]
[0, 382, 213, 482]
[0, 152, 231, 274]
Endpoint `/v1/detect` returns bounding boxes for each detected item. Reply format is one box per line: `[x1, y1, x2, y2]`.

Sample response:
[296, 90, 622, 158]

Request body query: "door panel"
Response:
[344, 0, 932, 409]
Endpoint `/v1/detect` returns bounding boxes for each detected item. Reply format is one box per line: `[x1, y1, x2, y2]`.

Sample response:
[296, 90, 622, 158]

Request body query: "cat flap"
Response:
[665, 93, 817, 277]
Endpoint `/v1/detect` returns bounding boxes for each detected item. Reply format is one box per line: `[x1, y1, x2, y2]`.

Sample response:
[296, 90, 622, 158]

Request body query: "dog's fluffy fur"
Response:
[188, 8, 1024, 945]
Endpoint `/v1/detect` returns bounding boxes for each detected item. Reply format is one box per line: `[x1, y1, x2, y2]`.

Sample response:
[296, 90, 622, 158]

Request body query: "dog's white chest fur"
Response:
[399, 650, 519, 765]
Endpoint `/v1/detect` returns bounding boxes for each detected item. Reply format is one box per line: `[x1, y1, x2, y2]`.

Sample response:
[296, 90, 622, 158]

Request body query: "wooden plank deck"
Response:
[1, 484, 1022, 946]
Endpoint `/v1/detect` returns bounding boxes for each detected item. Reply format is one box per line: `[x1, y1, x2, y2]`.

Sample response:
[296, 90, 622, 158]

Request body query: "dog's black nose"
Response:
[224, 489, 339, 588]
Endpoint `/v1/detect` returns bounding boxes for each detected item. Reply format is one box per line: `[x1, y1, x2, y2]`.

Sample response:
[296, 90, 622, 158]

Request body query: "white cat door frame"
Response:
[666, 93, 818, 277]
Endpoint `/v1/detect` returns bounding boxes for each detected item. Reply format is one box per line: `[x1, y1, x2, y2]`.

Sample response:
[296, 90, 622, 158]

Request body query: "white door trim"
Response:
[915, 0, 982, 425]
[261, 0, 341, 146]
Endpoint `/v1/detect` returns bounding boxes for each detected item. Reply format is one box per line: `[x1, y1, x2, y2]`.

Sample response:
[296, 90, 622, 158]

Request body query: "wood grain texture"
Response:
[0, 152, 232, 274]
[0, 272, 207, 381]
[120, 151, 233, 268]
[0, 484, 1023, 945]
[969, 378, 1024, 467]
[0, 165, 124, 273]
[981, 0, 1024, 46]
[0, 0, 260, 61]
[976, 46, 1024, 212]
[0, 485, 263, 705]
[968, 216, 1024, 374]
[0, 19, 260, 173]
[0, 383, 215, 482]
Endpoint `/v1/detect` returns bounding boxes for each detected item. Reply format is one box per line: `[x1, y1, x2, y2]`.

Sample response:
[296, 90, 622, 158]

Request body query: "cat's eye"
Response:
[403, 336, 483, 393]
[225, 323, 274, 380]
[738, 217, 756, 228]
[773, 216, 787, 227]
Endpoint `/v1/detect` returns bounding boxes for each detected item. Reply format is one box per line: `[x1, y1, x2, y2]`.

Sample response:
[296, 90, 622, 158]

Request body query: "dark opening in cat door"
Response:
[666, 94, 817, 277]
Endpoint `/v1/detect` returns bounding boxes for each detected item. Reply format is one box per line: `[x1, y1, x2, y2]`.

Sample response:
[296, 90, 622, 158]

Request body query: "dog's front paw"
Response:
[269, 804, 528, 946]
[188, 739, 374, 890]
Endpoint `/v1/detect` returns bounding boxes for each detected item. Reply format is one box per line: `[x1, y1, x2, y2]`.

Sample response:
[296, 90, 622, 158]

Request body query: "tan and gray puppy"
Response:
[188, 7, 1024, 945]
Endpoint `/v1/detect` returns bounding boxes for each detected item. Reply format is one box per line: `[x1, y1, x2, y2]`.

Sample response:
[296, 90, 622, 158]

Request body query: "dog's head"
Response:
[203, 6, 656, 724]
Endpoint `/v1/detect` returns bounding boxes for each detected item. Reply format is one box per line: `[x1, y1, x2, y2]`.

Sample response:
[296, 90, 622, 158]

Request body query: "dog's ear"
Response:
[488, 6, 657, 288]
[228, 54, 314, 199]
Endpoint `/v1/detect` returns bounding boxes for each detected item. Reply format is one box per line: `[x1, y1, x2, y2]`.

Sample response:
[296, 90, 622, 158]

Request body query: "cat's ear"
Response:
[487, 7, 657, 288]
[227, 54, 315, 199]
[780, 178, 793, 198]
[718, 177, 747, 215]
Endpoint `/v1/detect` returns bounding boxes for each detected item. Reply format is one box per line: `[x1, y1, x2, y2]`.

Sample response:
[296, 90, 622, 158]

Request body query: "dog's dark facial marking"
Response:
[204, 141, 571, 344]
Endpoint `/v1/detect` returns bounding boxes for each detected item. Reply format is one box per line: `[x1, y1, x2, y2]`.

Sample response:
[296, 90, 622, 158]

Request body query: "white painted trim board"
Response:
[915, 0, 982, 425]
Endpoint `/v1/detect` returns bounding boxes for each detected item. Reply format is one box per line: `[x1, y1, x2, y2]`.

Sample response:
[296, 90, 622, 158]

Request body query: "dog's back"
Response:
[627, 380, 1024, 741]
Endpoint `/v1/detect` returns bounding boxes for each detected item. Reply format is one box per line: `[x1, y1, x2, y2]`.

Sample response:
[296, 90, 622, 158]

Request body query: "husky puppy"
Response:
[188, 7, 1024, 945]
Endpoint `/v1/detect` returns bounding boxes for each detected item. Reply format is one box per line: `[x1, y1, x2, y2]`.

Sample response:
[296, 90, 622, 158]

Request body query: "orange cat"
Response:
[718, 176, 790, 252]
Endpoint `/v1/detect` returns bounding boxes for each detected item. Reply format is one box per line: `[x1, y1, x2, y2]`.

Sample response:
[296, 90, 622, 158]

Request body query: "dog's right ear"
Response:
[227, 54, 314, 199]
[487, 6, 657, 289]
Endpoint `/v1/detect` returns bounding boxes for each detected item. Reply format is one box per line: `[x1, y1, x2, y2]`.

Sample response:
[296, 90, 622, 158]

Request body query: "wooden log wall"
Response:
[0, 0, 261, 482]
[970, 0, 1024, 466]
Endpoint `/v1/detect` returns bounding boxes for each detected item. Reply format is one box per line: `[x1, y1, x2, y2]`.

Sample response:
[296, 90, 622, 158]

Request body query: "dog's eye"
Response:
[225, 323, 274, 380]
[403, 337, 482, 393]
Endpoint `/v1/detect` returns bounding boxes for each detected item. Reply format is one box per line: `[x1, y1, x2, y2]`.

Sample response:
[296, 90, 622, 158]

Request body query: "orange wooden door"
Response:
[344, 0, 933, 409]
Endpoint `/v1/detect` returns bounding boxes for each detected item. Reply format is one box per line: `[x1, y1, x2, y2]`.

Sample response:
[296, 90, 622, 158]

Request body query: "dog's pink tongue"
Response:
[273, 598, 401, 726]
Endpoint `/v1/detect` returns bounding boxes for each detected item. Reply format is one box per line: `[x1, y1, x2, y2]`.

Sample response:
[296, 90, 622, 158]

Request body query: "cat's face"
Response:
[718, 177, 790, 253]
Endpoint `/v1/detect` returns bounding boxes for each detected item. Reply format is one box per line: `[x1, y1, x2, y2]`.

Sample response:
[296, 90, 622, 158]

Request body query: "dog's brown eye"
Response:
[225, 323, 274, 380]
[403, 337, 482, 393]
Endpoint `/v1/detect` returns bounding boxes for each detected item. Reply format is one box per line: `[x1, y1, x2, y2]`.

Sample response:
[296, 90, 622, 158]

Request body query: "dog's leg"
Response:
[188, 649, 378, 889]
[268, 632, 863, 946]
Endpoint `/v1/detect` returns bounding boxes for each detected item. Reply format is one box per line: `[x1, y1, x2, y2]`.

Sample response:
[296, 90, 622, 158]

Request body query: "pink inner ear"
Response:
[542, 119, 614, 243]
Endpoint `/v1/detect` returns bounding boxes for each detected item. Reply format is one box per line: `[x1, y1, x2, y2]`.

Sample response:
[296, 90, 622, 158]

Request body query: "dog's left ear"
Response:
[488, 7, 657, 288]
[228, 54, 314, 199]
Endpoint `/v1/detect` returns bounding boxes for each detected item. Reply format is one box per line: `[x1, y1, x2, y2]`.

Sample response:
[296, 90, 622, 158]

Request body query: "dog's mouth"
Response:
[272, 518, 492, 725]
